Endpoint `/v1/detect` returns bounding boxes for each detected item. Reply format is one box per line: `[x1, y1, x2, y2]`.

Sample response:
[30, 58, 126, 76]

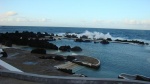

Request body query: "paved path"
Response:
[0, 76, 42, 84]
[0, 65, 9, 71]
[0, 59, 23, 72]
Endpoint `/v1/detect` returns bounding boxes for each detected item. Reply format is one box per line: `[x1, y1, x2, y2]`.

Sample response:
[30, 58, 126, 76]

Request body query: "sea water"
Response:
[0, 26, 150, 78]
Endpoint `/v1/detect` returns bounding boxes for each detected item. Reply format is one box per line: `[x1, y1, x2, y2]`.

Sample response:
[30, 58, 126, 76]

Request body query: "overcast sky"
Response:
[0, 0, 150, 30]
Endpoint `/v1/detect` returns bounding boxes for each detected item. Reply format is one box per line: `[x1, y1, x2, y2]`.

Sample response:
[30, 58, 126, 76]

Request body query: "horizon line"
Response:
[0, 25, 150, 31]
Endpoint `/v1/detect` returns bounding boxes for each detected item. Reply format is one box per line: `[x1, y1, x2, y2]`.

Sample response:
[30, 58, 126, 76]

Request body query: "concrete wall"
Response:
[0, 70, 149, 84]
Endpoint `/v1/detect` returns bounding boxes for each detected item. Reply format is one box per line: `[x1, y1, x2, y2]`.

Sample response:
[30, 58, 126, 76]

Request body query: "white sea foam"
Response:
[57, 30, 150, 43]
[63, 30, 112, 39]
[71, 53, 77, 55]
[65, 30, 119, 40]
[56, 33, 66, 36]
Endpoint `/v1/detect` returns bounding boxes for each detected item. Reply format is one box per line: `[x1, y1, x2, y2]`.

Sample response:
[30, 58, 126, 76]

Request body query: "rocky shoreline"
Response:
[0, 31, 149, 49]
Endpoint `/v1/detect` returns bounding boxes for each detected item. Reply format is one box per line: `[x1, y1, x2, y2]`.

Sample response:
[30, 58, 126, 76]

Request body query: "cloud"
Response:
[93, 20, 104, 24]
[93, 20, 114, 24]
[39, 18, 51, 22]
[0, 11, 18, 19]
[14, 17, 51, 22]
[17, 18, 51, 22]
[0, 17, 51, 23]
[5, 11, 18, 16]
[123, 19, 150, 25]
[15, 17, 29, 22]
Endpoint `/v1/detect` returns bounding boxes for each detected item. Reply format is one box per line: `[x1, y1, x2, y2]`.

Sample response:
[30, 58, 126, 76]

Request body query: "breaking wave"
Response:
[56, 30, 150, 44]
[76, 30, 112, 39]
[57, 30, 124, 40]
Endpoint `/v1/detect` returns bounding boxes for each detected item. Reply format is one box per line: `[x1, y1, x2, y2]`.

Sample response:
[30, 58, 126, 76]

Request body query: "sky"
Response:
[0, 0, 150, 30]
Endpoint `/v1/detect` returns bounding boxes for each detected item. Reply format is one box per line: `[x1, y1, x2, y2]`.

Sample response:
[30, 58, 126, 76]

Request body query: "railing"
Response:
[0, 70, 149, 84]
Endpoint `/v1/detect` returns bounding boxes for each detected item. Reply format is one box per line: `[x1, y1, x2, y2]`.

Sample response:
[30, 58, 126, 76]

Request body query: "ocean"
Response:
[0, 26, 150, 78]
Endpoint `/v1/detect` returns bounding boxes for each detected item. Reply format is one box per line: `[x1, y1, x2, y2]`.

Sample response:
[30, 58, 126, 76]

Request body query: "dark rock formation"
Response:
[59, 45, 71, 52]
[100, 40, 109, 44]
[115, 39, 122, 42]
[71, 46, 82, 52]
[31, 48, 46, 54]
[66, 56, 76, 61]
[106, 38, 112, 41]
[74, 38, 91, 42]
[29, 40, 58, 50]
[83, 39, 91, 42]
[49, 36, 56, 41]
[145, 43, 149, 45]
[0, 31, 58, 50]
[94, 41, 99, 43]
[0, 51, 8, 57]
[57, 68, 74, 74]
[2, 41, 12, 47]
[39, 56, 53, 59]
[65, 34, 78, 38]
[74, 38, 83, 42]
[80, 35, 88, 39]
[115, 39, 146, 45]
[54, 55, 65, 61]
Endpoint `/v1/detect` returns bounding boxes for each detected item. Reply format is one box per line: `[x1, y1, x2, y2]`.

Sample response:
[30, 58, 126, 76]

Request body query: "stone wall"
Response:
[0, 70, 148, 84]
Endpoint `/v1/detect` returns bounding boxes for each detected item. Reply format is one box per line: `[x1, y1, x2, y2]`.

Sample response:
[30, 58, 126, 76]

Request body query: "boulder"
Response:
[115, 39, 146, 45]
[145, 43, 149, 45]
[74, 39, 91, 42]
[65, 34, 78, 38]
[57, 68, 74, 74]
[29, 41, 58, 50]
[54, 55, 65, 61]
[106, 38, 112, 41]
[100, 40, 109, 44]
[80, 35, 88, 39]
[0, 51, 8, 57]
[66, 56, 76, 61]
[31, 48, 46, 54]
[59, 45, 71, 52]
[83, 39, 91, 42]
[74, 38, 83, 42]
[39, 55, 53, 59]
[71, 46, 82, 52]
[94, 41, 99, 43]
[115, 39, 122, 41]
[48, 43, 58, 50]
[5, 41, 12, 47]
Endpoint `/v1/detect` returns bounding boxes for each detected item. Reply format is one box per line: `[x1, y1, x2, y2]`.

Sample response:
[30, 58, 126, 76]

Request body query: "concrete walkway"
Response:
[0, 46, 22, 72]
[0, 59, 23, 72]
[0, 70, 149, 84]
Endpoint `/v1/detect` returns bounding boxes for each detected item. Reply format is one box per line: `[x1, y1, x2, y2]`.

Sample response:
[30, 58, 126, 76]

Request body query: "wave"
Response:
[71, 53, 78, 55]
[76, 30, 112, 39]
[57, 30, 125, 40]
[56, 30, 150, 44]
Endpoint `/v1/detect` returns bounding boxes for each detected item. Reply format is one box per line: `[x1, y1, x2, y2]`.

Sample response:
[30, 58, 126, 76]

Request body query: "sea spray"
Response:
[56, 30, 150, 43]
[71, 53, 78, 55]
[63, 30, 113, 39]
